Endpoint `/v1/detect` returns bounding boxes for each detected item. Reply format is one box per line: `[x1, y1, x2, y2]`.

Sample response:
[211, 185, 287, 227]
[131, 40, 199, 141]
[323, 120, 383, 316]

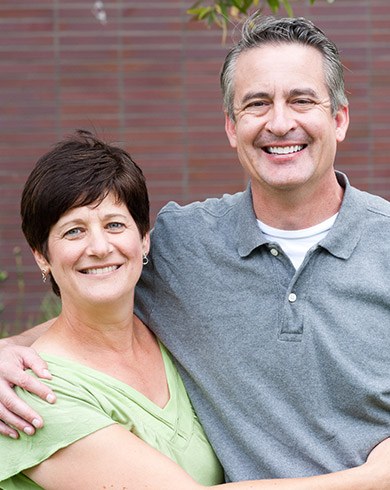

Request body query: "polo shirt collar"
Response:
[236, 184, 267, 257]
[320, 171, 365, 260]
[236, 172, 365, 260]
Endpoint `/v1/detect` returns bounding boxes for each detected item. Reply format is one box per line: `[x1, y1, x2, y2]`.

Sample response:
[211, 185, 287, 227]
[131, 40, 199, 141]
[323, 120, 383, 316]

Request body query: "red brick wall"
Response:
[1, 0, 390, 330]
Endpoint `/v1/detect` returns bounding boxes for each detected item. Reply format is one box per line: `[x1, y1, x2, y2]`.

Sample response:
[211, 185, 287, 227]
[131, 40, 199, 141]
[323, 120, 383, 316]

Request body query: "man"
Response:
[0, 13, 390, 485]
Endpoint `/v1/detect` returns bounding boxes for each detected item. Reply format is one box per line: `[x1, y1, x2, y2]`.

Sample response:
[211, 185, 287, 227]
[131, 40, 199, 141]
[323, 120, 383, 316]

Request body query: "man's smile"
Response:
[263, 144, 306, 155]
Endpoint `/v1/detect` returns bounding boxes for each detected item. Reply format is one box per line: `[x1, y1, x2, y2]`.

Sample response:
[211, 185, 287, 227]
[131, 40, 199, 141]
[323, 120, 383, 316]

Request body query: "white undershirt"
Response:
[257, 214, 338, 269]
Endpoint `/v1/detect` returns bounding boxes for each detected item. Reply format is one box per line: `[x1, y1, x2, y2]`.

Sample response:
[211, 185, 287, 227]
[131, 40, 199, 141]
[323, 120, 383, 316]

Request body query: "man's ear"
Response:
[335, 105, 349, 143]
[224, 112, 238, 149]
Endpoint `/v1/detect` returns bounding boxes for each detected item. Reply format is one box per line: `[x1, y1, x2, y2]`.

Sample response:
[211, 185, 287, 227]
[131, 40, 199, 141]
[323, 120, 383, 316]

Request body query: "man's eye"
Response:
[293, 99, 314, 106]
[242, 101, 269, 115]
[247, 100, 268, 108]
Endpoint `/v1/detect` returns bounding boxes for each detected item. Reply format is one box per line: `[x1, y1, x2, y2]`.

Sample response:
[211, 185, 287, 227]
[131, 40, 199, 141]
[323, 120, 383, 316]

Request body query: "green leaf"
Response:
[187, 6, 212, 20]
[187, 0, 334, 35]
[217, 1, 229, 19]
[267, 0, 280, 13]
[231, 0, 249, 14]
[281, 0, 293, 16]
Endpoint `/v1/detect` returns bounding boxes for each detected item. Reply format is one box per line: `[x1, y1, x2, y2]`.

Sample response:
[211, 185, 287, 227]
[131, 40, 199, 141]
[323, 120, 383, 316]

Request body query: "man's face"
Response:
[225, 43, 349, 198]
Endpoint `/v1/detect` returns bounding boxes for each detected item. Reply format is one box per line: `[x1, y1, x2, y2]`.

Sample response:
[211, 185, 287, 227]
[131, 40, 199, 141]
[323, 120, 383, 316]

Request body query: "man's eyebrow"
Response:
[289, 88, 320, 98]
[238, 88, 320, 106]
[238, 91, 270, 105]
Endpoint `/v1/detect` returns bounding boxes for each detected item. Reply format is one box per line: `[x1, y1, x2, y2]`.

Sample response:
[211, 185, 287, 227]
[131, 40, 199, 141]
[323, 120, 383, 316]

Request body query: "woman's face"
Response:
[34, 192, 149, 309]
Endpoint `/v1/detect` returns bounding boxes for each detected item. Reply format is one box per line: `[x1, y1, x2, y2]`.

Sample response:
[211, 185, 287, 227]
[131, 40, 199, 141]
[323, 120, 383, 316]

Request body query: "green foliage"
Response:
[38, 292, 62, 323]
[187, 0, 335, 41]
[0, 248, 61, 338]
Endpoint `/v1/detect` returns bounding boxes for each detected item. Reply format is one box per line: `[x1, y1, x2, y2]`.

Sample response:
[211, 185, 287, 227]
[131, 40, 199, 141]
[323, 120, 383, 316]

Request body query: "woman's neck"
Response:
[32, 305, 149, 361]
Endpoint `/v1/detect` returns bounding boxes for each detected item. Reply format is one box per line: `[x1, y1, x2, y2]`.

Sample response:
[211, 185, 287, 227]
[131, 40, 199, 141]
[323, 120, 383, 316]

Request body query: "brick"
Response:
[1, 0, 390, 329]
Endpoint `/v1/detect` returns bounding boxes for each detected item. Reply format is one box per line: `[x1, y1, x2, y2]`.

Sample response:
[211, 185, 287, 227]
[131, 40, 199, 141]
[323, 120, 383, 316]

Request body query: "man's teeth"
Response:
[83, 266, 118, 275]
[267, 145, 304, 155]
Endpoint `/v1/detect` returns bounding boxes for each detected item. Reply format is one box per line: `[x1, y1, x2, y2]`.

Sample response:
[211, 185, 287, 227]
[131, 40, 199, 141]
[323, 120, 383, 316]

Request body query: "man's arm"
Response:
[0, 319, 56, 438]
[1, 321, 52, 348]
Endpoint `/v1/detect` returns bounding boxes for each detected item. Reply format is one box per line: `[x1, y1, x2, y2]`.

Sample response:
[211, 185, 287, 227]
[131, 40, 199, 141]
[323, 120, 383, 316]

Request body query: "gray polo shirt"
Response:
[135, 172, 390, 481]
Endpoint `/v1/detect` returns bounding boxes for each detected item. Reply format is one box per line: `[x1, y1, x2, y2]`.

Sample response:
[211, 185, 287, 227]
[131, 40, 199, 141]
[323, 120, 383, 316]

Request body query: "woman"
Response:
[0, 130, 387, 489]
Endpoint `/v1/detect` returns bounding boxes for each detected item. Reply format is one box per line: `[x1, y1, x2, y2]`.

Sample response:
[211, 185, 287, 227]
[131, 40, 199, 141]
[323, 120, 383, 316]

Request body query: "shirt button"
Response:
[288, 293, 297, 303]
[270, 248, 279, 257]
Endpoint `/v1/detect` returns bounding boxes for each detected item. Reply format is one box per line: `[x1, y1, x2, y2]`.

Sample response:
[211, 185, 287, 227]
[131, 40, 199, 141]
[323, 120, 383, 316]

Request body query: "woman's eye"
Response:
[63, 227, 83, 238]
[106, 222, 125, 231]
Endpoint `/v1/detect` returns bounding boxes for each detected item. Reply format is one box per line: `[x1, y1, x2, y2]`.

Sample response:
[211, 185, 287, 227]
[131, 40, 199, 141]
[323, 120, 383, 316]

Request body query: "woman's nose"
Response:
[86, 229, 113, 257]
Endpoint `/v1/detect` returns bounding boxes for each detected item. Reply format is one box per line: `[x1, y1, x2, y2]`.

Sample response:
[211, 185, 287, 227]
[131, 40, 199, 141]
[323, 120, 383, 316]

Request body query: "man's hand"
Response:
[0, 345, 56, 439]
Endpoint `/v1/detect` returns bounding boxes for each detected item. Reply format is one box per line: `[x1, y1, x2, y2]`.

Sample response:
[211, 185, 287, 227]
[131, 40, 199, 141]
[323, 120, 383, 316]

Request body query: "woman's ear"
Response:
[32, 250, 50, 274]
[142, 233, 150, 256]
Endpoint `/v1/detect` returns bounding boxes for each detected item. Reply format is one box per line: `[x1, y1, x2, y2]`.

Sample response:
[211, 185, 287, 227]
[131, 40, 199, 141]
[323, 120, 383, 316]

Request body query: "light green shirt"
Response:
[0, 343, 224, 489]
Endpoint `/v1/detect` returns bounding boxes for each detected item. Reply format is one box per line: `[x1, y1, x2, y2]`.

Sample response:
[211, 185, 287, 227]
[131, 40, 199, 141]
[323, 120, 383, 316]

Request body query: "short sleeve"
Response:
[0, 365, 117, 481]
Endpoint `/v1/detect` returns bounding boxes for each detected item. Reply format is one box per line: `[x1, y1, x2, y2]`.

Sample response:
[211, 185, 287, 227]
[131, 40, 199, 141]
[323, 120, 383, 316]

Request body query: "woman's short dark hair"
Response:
[21, 129, 150, 296]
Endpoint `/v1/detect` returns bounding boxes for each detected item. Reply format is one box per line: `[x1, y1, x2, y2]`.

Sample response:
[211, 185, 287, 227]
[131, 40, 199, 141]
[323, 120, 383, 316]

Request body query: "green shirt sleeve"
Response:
[0, 359, 119, 483]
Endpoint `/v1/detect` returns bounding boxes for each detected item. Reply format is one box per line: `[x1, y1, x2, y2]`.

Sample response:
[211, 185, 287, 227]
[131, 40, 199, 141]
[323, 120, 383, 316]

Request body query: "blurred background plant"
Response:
[188, 0, 335, 41]
[0, 247, 61, 338]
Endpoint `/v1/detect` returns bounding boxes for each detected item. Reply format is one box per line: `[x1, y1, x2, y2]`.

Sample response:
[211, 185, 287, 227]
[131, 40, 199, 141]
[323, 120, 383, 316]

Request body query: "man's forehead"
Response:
[233, 45, 327, 101]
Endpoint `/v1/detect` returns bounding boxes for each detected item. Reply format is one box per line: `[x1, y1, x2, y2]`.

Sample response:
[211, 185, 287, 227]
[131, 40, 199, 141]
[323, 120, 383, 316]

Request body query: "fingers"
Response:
[0, 383, 41, 438]
[17, 347, 53, 380]
[0, 346, 56, 436]
[0, 345, 55, 401]
[0, 400, 40, 438]
[0, 345, 56, 437]
[0, 419, 19, 439]
[0, 345, 56, 404]
[0, 378, 55, 436]
[12, 370, 56, 404]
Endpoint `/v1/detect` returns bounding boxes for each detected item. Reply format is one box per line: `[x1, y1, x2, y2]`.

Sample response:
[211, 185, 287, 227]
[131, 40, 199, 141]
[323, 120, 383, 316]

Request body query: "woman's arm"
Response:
[0, 320, 56, 438]
[25, 425, 390, 490]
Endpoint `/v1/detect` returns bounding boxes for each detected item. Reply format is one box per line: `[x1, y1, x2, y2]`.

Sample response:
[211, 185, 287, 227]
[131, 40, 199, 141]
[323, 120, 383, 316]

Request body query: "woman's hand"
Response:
[362, 438, 390, 489]
[0, 344, 56, 438]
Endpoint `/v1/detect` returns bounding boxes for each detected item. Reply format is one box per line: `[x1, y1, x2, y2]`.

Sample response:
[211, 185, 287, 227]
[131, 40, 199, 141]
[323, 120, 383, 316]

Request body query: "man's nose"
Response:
[264, 102, 297, 136]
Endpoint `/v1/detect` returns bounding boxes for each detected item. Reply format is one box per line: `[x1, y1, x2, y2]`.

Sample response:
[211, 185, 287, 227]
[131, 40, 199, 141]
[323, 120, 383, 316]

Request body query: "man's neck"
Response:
[250, 175, 344, 230]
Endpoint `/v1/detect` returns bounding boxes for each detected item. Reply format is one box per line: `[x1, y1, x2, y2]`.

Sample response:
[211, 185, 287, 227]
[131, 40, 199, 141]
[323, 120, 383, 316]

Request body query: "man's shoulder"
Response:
[149, 190, 249, 252]
[156, 190, 246, 227]
[354, 186, 390, 219]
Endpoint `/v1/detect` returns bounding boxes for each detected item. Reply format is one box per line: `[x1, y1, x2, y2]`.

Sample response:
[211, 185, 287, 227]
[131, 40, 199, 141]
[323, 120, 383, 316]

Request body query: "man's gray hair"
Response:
[221, 13, 349, 121]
